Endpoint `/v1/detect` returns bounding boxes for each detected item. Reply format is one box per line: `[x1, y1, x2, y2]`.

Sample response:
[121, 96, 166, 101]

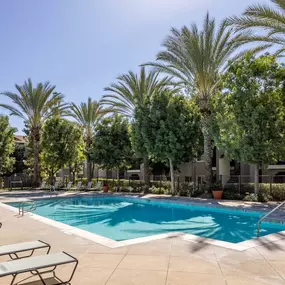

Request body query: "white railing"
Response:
[257, 200, 285, 237]
[18, 200, 36, 216]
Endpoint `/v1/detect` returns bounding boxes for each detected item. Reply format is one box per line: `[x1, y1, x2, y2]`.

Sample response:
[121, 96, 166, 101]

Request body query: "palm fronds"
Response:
[145, 13, 247, 99]
[68, 97, 107, 138]
[228, 0, 285, 54]
[101, 67, 172, 118]
[0, 78, 66, 128]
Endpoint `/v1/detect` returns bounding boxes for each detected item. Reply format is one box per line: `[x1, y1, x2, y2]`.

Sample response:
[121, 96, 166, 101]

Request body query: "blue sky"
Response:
[0, 0, 267, 134]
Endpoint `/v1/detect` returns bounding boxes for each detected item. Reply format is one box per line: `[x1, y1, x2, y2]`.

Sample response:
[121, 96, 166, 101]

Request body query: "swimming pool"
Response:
[7, 196, 285, 243]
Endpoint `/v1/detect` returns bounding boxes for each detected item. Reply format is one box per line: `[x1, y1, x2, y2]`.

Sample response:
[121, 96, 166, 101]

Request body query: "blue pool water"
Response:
[7, 196, 285, 243]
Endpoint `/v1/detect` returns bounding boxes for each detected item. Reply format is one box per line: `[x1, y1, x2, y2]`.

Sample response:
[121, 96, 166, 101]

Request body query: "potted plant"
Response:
[211, 181, 223, 200]
[102, 182, 108, 193]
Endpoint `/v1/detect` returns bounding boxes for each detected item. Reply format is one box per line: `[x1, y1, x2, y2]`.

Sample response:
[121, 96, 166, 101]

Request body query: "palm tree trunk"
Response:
[32, 127, 40, 187]
[87, 162, 92, 181]
[201, 115, 213, 192]
[169, 158, 175, 195]
[254, 164, 259, 194]
[143, 156, 150, 193]
[68, 163, 72, 182]
[86, 134, 92, 181]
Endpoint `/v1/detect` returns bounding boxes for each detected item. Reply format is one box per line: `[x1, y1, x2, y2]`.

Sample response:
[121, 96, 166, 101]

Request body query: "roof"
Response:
[14, 136, 25, 144]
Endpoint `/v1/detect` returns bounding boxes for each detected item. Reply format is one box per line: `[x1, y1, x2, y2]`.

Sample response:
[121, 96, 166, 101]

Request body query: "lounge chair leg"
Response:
[35, 269, 48, 285]
[10, 274, 17, 285]
[65, 259, 78, 284]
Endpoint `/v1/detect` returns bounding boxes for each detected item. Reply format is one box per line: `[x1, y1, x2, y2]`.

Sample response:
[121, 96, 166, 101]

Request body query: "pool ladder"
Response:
[18, 200, 36, 216]
[257, 200, 285, 237]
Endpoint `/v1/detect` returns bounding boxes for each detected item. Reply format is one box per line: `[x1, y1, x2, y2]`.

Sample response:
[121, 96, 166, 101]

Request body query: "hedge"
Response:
[225, 183, 285, 201]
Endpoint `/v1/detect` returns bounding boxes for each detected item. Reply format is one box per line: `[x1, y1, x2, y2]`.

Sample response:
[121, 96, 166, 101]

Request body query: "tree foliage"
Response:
[13, 143, 27, 174]
[0, 78, 67, 186]
[41, 117, 84, 180]
[102, 67, 172, 188]
[213, 53, 285, 192]
[144, 13, 256, 190]
[228, 0, 285, 55]
[0, 116, 15, 176]
[90, 115, 133, 171]
[68, 97, 107, 180]
[101, 67, 171, 118]
[134, 90, 203, 193]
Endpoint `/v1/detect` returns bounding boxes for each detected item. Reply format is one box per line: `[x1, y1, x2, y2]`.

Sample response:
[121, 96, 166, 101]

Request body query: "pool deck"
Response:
[1, 191, 285, 284]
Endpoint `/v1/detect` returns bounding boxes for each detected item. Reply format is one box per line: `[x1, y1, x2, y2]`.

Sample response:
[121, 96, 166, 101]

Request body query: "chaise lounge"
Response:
[0, 240, 51, 260]
[0, 251, 78, 285]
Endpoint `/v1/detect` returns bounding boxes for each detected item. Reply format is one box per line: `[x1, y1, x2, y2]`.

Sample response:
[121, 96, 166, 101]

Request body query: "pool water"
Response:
[7, 196, 285, 243]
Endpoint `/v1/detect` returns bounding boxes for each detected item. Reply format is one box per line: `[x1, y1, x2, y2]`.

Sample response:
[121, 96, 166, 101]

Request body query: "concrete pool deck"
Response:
[1, 191, 285, 284]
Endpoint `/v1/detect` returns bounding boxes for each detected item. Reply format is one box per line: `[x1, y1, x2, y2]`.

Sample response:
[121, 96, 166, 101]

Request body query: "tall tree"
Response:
[101, 67, 171, 189]
[13, 143, 27, 174]
[134, 90, 202, 194]
[90, 115, 133, 175]
[213, 53, 285, 194]
[68, 98, 106, 181]
[0, 79, 66, 186]
[41, 117, 84, 184]
[145, 13, 251, 191]
[0, 116, 15, 176]
[228, 0, 285, 55]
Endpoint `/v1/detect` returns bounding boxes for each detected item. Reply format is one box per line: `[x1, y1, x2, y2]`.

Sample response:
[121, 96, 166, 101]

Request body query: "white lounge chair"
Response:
[85, 181, 102, 191]
[0, 251, 78, 285]
[94, 181, 102, 191]
[0, 240, 50, 260]
[86, 181, 92, 190]
[63, 181, 72, 191]
[50, 181, 59, 193]
[75, 181, 82, 190]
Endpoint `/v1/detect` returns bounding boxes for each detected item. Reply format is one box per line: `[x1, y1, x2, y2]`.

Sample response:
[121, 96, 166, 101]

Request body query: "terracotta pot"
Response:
[212, 190, 223, 200]
[103, 185, 108, 192]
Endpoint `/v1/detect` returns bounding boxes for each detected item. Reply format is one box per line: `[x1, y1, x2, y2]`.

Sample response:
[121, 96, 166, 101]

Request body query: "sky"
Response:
[0, 0, 268, 134]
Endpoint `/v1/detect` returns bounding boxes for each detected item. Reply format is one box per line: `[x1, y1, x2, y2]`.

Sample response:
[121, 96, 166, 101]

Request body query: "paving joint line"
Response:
[256, 246, 285, 282]
[213, 249, 228, 285]
[103, 246, 130, 285]
[164, 239, 173, 285]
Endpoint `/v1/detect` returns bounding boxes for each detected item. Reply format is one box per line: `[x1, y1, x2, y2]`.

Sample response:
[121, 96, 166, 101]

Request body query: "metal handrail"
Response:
[18, 200, 36, 216]
[257, 200, 285, 237]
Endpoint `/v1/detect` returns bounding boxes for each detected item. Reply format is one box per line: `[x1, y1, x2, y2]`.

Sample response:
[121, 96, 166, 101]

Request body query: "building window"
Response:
[185, 176, 192, 182]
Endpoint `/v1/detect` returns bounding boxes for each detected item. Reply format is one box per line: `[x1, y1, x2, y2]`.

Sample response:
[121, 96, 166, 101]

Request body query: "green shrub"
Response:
[151, 186, 170, 195]
[222, 191, 244, 200]
[191, 186, 206, 197]
[178, 182, 195, 197]
[243, 193, 258, 202]
[151, 180, 171, 191]
[241, 183, 285, 201]
[271, 184, 285, 201]
[243, 186, 272, 202]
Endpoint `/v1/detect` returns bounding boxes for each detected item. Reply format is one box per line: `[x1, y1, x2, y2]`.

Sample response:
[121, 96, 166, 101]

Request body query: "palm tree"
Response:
[0, 78, 66, 186]
[145, 13, 251, 191]
[68, 98, 106, 181]
[228, 0, 285, 54]
[101, 67, 171, 189]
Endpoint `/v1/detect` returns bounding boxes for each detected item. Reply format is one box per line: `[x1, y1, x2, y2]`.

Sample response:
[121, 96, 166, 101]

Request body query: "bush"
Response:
[151, 186, 170, 195]
[223, 191, 244, 200]
[242, 183, 285, 201]
[243, 193, 258, 202]
[243, 185, 272, 202]
[151, 180, 171, 192]
[271, 184, 285, 201]
[178, 182, 196, 197]
[191, 186, 206, 197]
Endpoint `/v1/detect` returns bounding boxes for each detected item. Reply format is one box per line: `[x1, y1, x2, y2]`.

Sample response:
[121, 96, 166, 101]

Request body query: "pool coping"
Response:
[1, 193, 285, 251]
